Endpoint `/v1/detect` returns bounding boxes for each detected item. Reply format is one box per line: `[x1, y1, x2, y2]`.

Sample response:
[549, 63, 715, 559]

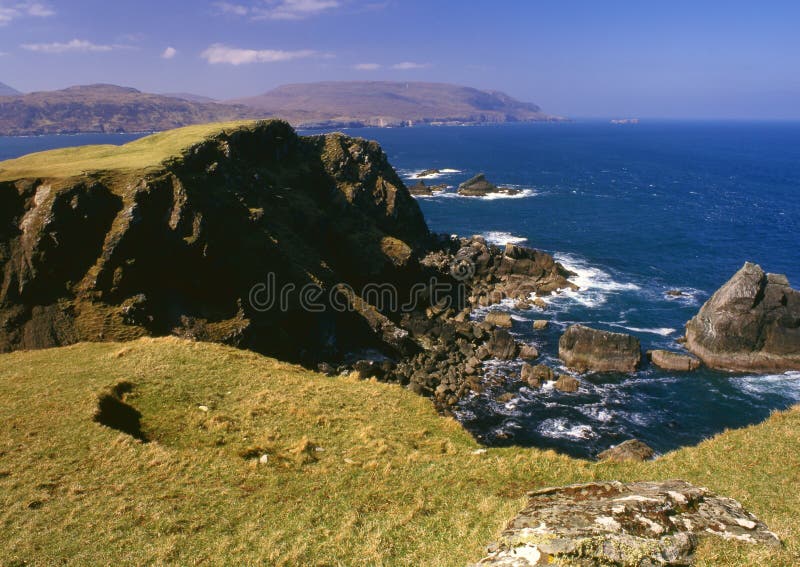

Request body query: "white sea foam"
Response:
[548, 253, 641, 308]
[606, 323, 676, 337]
[537, 418, 596, 440]
[482, 231, 528, 246]
[731, 372, 800, 401]
[405, 168, 462, 180]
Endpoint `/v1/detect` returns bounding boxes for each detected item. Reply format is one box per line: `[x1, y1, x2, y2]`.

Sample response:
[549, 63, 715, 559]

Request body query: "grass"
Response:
[0, 338, 798, 566]
[0, 120, 269, 182]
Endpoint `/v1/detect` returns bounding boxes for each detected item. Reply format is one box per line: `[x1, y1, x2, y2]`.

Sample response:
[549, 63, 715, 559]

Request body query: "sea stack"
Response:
[684, 262, 800, 372]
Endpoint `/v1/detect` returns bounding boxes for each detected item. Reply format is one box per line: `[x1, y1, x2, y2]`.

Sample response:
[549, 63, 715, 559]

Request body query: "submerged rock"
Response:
[457, 173, 520, 197]
[685, 262, 800, 372]
[558, 324, 642, 373]
[597, 439, 655, 462]
[475, 480, 780, 566]
[648, 349, 701, 372]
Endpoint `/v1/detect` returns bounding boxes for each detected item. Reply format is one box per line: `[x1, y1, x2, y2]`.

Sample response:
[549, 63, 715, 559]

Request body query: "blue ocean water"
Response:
[2, 122, 799, 458]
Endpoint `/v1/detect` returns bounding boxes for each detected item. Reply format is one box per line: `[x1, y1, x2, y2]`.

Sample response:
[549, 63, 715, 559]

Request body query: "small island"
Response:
[457, 173, 520, 197]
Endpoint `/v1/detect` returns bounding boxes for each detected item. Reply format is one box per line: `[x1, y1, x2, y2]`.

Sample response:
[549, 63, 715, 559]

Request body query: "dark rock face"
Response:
[685, 262, 800, 372]
[478, 480, 780, 567]
[647, 349, 701, 372]
[457, 173, 520, 197]
[559, 324, 642, 373]
[597, 439, 655, 462]
[0, 121, 428, 358]
[476, 480, 780, 566]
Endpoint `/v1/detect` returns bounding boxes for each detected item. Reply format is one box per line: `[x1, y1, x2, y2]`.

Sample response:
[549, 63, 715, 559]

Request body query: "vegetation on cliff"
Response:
[0, 338, 798, 565]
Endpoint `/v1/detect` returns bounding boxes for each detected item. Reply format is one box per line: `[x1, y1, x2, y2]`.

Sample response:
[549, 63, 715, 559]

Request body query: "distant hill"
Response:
[161, 92, 219, 104]
[0, 81, 21, 97]
[0, 84, 257, 135]
[229, 81, 563, 127]
[0, 81, 562, 135]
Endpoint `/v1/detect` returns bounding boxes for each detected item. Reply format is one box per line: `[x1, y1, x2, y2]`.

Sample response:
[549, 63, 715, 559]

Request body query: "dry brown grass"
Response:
[0, 337, 798, 565]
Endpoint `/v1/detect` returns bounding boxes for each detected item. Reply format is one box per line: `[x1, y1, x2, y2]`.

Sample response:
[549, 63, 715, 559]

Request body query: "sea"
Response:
[2, 121, 799, 458]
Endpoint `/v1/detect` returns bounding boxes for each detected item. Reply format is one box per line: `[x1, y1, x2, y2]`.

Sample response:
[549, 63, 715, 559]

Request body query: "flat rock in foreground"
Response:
[476, 480, 779, 566]
[685, 262, 800, 372]
[559, 324, 642, 373]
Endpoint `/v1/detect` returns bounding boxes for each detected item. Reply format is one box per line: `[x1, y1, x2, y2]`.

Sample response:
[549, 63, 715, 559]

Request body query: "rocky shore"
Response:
[2, 120, 798, 438]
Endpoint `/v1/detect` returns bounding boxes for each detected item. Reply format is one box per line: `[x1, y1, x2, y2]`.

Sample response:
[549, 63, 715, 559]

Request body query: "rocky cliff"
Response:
[0, 120, 578, 409]
[685, 262, 800, 371]
[0, 120, 429, 359]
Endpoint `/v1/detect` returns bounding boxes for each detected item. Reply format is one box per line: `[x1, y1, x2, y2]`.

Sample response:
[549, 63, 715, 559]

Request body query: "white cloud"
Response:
[392, 61, 429, 70]
[201, 43, 318, 65]
[354, 62, 380, 71]
[21, 39, 117, 54]
[215, 0, 340, 20]
[0, 1, 54, 25]
[161, 46, 177, 59]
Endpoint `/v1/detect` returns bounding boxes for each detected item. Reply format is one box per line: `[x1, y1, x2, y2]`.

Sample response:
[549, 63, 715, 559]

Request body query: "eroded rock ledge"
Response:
[475, 480, 779, 566]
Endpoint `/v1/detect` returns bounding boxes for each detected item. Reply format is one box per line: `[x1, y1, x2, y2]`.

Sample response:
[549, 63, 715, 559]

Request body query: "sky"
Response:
[0, 0, 798, 119]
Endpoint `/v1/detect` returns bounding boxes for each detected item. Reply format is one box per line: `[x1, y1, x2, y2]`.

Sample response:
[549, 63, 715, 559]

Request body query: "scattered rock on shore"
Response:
[518, 344, 539, 360]
[476, 480, 780, 566]
[597, 439, 655, 462]
[685, 262, 800, 372]
[520, 363, 553, 388]
[485, 311, 513, 328]
[648, 349, 701, 371]
[554, 374, 580, 393]
[558, 324, 642, 373]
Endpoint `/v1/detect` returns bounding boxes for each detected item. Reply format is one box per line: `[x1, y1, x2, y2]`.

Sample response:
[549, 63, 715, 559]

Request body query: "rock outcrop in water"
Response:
[647, 349, 701, 372]
[457, 173, 520, 197]
[476, 480, 780, 566]
[559, 324, 642, 373]
[685, 262, 800, 372]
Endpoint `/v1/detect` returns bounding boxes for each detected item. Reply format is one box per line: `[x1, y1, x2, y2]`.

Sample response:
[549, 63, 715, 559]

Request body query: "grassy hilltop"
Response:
[1, 339, 799, 566]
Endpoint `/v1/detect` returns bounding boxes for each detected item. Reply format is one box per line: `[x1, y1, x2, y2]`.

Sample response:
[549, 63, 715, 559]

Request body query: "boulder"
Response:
[597, 439, 655, 462]
[519, 344, 539, 360]
[532, 298, 548, 309]
[554, 374, 580, 393]
[485, 329, 519, 360]
[457, 173, 520, 197]
[521, 363, 553, 388]
[485, 311, 513, 328]
[407, 180, 446, 196]
[416, 168, 440, 178]
[558, 324, 642, 373]
[475, 480, 780, 566]
[647, 349, 701, 372]
[532, 319, 549, 330]
[685, 262, 800, 372]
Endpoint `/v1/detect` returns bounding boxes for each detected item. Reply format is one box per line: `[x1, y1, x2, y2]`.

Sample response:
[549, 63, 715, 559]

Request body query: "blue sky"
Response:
[0, 0, 798, 118]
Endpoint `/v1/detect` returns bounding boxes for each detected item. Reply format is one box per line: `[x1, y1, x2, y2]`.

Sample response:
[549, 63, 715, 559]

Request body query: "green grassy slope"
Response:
[0, 339, 798, 566]
[0, 120, 267, 181]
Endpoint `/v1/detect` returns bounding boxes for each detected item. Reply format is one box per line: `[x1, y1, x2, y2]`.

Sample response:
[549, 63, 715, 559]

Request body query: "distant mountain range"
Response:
[0, 82, 21, 97]
[231, 81, 563, 127]
[0, 81, 563, 136]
